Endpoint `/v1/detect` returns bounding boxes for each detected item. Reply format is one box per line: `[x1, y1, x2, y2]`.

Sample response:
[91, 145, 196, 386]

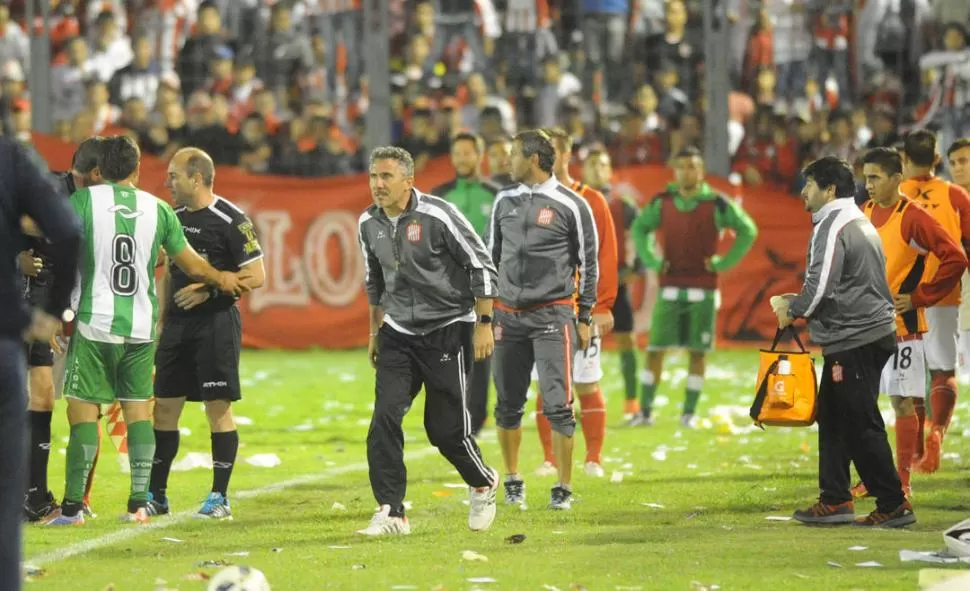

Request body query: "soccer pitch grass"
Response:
[22, 349, 970, 590]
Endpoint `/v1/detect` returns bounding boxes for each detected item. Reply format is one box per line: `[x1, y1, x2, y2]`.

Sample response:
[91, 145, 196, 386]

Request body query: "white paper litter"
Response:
[339, 373, 357, 382]
[542, 585, 562, 591]
[235, 416, 254, 426]
[225, 552, 249, 557]
[899, 550, 970, 564]
[178, 427, 192, 437]
[848, 546, 868, 551]
[621, 462, 634, 470]
[641, 503, 665, 509]
[171, 452, 213, 472]
[245, 453, 281, 468]
[290, 423, 314, 432]
[827, 561, 843, 568]
[765, 516, 792, 521]
[161, 537, 183, 543]
[687, 464, 698, 470]
[331, 502, 347, 511]
[461, 550, 488, 562]
[855, 561, 882, 568]
[467, 578, 497, 584]
[443, 483, 467, 489]
[610, 472, 624, 483]
[651, 449, 668, 461]
[403, 501, 413, 510]
[328, 546, 352, 550]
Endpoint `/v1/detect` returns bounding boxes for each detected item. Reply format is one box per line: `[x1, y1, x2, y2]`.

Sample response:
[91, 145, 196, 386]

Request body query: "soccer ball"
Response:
[206, 565, 271, 591]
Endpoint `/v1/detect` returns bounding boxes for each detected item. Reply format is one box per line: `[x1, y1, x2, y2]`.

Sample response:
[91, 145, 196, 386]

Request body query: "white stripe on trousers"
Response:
[457, 347, 493, 484]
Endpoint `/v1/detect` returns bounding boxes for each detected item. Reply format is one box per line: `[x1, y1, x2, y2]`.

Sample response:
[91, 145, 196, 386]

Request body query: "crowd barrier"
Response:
[33, 134, 811, 350]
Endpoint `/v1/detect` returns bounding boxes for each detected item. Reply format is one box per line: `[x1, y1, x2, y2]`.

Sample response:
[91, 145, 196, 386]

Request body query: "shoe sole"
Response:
[854, 513, 917, 528]
[793, 514, 856, 525]
[193, 513, 233, 521]
[469, 509, 496, 531]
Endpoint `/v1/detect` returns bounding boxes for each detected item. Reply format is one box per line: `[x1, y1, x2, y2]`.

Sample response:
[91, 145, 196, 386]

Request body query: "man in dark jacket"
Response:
[1, 138, 81, 591]
[357, 146, 499, 536]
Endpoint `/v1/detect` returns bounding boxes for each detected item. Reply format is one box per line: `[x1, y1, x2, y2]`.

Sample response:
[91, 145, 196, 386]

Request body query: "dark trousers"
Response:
[0, 338, 26, 591]
[367, 322, 493, 514]
[468, 357, 491, 436]
[818, 334, 905, 513]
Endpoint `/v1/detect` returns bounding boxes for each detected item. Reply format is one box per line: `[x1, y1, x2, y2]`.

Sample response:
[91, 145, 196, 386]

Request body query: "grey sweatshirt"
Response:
[789, 198, 896, 355]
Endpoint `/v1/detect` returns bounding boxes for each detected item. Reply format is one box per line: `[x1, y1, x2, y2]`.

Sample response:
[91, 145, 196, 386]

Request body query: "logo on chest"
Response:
[406, 221, 422, 243]
[536, 207, 555, 226]
[183, 226, 202, 234]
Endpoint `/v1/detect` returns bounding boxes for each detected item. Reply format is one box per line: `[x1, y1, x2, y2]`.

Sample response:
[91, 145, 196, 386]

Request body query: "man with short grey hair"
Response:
[357, 146, 500, 536]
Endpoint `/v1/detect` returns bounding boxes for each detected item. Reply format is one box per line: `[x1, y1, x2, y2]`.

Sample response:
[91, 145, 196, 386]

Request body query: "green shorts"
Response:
[648, 288, 718, 352]
[62, 332, 156, 405]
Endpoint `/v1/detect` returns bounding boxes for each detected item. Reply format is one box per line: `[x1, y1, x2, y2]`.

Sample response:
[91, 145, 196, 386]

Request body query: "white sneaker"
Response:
[535, 461, 558, 477]
[356, 505, 411, 536]
[468, 470, 498, 531]
[584, 462, 605, 478]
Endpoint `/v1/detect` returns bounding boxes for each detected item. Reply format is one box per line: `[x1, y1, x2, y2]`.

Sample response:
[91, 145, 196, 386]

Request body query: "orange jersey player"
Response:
[898, 130, 970, 473]
[530, 128, 619, 478]
[853, 148, 967, 499]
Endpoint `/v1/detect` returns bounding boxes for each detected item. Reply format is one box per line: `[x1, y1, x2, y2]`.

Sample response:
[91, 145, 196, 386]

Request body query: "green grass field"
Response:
[22, 348, 970, 590]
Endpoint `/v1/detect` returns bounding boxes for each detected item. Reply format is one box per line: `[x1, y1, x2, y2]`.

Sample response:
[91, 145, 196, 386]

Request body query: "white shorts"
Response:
[530, 329, 603, 385]
[959, 330, 970, 377]
[879, 337, 927, 398]
[925, 306, 959, 371]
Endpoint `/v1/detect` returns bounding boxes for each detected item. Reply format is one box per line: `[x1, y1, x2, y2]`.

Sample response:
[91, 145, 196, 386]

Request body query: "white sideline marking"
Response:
[28, 447, 439, 566]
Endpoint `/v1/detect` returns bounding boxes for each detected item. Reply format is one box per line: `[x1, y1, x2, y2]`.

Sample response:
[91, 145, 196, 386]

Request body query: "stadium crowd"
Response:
[0, 0, 965, 185]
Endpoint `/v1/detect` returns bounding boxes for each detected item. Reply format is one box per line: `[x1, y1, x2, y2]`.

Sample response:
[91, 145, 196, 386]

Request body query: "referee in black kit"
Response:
[1, 138, 81, 591]
[21, 137, 104, 522]
[357, 146, 499, 536]
[148, 148, 265, 520]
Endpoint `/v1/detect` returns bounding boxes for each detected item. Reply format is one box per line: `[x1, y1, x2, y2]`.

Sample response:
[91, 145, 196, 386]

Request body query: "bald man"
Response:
[148, 148, 266, 520]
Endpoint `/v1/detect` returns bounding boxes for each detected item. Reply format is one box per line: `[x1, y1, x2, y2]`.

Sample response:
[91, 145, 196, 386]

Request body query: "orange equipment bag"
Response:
[749, 327, 819, 428]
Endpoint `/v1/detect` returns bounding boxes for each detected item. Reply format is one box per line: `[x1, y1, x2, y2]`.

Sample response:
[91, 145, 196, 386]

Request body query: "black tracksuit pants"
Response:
[817, 333, 906, 513]
[468, 357, 491, 436]
[367, 321, 494, 516]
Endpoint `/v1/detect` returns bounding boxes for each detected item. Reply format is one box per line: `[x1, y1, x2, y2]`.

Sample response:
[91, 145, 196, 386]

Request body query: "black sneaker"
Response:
[792, 501, 855, 525]
[24, 490, 59, 522]
[145, 493, 170, 516]
[549, 486, 572, 510]
[504, 479, 525, 506]
[853, 501, 916, 528]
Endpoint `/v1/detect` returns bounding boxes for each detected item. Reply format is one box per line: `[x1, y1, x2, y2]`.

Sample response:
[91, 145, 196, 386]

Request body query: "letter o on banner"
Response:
[303, 211, 364, 307]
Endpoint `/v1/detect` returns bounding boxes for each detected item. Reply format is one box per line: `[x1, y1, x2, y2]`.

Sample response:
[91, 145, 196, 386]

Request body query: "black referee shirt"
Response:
[0, 140, 80, 337]
[166, 195, 263, 318]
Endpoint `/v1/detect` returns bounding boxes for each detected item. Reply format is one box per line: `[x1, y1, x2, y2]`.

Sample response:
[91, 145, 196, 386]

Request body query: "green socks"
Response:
[684, 375, 704, 416]
[639, 370, 657, 415]
[65, 422, 99, 504]
[127, 420, 155, 505]
[620, 349, 638, 401]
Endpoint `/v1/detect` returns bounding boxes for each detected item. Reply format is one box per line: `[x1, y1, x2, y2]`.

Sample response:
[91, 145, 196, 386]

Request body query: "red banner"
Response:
[32, 135, 811, 349]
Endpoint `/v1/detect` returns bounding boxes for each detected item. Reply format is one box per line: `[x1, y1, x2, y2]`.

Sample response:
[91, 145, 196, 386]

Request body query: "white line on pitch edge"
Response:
[27, 447, 439, 566]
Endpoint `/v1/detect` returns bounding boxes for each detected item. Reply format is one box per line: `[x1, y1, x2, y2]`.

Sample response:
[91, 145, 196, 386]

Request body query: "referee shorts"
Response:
[24, 282, 53, 367]
[154, 307, 242, 403]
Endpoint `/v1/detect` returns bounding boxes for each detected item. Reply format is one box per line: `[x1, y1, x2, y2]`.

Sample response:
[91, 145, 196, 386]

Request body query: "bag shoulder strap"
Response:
[749, 359, 780, 427]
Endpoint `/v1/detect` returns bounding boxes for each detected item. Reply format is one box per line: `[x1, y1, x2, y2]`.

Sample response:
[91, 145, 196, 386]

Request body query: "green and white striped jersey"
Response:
[70, 183, 188, 341]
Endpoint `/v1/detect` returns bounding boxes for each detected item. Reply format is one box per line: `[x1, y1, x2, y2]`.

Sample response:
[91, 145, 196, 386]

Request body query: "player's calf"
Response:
[205, 400, 239, 509]
[25, 366, 56, 517]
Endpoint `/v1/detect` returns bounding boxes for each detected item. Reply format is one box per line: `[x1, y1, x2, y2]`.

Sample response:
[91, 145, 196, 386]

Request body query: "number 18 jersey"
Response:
[70, 183, 188, 341]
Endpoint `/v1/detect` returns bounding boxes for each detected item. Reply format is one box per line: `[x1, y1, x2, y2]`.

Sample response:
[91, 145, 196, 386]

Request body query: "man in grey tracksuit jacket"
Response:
[773, 156, 914, 529]
[485, 130, 599, 511]
[358, 147, 500, 534]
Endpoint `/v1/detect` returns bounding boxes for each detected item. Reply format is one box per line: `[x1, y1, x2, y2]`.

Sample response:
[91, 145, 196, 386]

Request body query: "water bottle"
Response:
[777, 355, 791, 376]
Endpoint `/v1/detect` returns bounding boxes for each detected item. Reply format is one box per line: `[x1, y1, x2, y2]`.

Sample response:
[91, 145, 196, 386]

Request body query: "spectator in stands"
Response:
[767, 0, 813, 109]
[178, 1, 235, 97]
[461, 72, 515, 136]
[631, 83, 662, 133]
[108, 34, 160, 111]
[51, 36, 93, 134]
[734, 109, 800, 189]
[608, 106, 665, 166]
[0, 60, 27, 134]
[119, 97, 149, 135]
[186, 93, 241, 166]
[238, 113, 272, 174]
[867, 105, 900, 148]
[645, 0, 701, 101]
[816, 110, 857, 163]
[252, 3, 313, 99]
[88, 10, 132, 85]
[301, 33, 332, 104]
[812, 1, 852, 105]
[741, 8, 773, 96]
[477, 105, 508, 144]
[535, 55, 582, 129]
[668, 111, 704, 155]
[655, 63, 689, 122]
[486, 135, 513, 185]
[0, 2, 28, 72]
[581, 0, 629, 103]
[82, 79, 120, 135]
[205, 44, 235, 97]
[315, 0, 362, 90]
[500, 0, 558, 95]
[426, 0, 490, 79]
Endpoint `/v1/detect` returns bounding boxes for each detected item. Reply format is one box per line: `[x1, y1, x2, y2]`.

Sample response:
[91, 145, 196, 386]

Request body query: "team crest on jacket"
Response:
[406, 221, 422, 242]
[537, 207, 554, 225]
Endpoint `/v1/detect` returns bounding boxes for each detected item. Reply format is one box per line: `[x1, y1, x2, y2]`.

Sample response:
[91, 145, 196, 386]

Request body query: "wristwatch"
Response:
[578, 315, 593, 326]
[478, 314, 492, 325]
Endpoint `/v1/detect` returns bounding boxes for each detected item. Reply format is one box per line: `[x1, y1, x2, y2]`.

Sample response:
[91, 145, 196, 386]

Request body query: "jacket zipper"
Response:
[517, 194, 530, 303]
